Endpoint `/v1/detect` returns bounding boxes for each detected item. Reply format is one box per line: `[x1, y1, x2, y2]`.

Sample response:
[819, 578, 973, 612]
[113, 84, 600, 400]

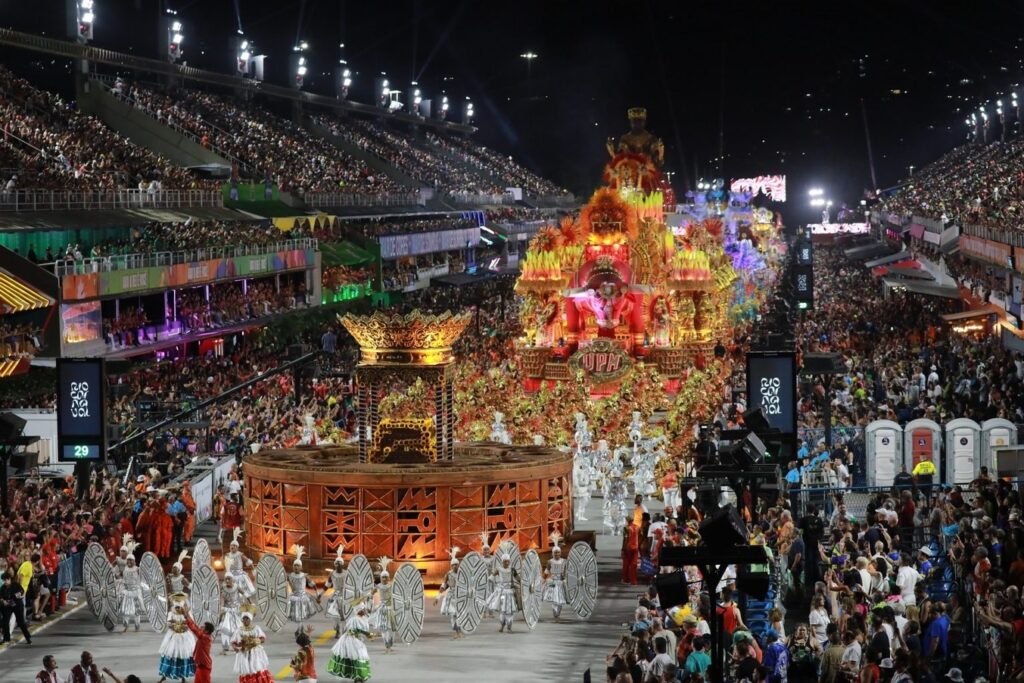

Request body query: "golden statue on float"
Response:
[515, 108, 735, 394]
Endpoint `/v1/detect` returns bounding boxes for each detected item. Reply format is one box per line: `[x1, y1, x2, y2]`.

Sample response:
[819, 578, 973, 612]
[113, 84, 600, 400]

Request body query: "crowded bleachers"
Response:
[878, 137, 1024, 235]
[119, 83, 406, 196]
[426, 131, 568, 198]
[0, 67, 202, 191]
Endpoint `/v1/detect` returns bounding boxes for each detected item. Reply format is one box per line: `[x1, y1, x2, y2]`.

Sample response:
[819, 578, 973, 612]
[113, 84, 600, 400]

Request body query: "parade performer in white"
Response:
[487, 552, 518, 633]
[119, 539, 147, 633]
[287, 546, 322, 636]
[436, 547, 462, 639]
[324, 545, 347, 636]
[543, 533, 568, 621]
[328, 600, 373, 682]
[231, 606, 273, 683]
[167, 550, 191, 600]
[219, 574, 244, 655]
[370, 557, 395, 654]
[226, 529, 256, 598]
[157, 593, 197, 683]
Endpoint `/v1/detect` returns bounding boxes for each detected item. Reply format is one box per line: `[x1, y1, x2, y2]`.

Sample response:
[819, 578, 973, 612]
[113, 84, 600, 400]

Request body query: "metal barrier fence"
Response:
[796, 425, 864, 447]
[445, 192, 514, 206]
[53, 237, 318, 276]
[56, 550, 85, 591]
[962, 221, 1024, 247]
[788, 482, 979, 525]
[303, 191, 422, 208]
[0, 188, 223, 212]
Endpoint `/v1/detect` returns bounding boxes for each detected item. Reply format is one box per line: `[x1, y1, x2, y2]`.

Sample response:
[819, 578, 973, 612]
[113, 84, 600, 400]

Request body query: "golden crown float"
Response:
[515, 108, 738, 395]
[243, 309, 573, 585]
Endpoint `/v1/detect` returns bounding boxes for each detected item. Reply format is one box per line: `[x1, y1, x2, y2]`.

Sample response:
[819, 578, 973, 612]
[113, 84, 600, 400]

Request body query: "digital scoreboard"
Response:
[56, 358, 106, 462]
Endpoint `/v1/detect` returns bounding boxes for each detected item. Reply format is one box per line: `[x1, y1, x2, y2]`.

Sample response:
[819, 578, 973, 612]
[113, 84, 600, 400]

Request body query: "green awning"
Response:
[321, 240, 375, 267]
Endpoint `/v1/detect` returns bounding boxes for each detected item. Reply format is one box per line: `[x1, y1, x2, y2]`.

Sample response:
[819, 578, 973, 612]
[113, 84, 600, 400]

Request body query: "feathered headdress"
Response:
[550, 532, 563, 553]
[334, 543, 346, 566]
[448, 546, 461, 566]
[122, 534, 139, 558]
[231, 528, 243, 546]
[291, 544, 305, 566]
[120, 533, 133, 554]
[173, 549, 188, 570]
[240, 603, 257, 616]
[480, 531, 491, 553]
[378, 556, 391, 577]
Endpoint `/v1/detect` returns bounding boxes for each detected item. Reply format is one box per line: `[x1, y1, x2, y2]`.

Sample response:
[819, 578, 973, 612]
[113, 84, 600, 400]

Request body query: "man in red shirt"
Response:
[219, 494, 243, 552]
[182, 605, 214, 683]
[621, 519, 639, 585]
[897, 491, 916, 529]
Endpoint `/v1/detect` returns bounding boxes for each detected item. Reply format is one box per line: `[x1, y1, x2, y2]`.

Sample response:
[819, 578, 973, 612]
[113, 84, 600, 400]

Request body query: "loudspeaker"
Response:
[742, 407, 772, 434]
[698, 504, 749, 549]
[0, 413, 27, 440]
[737, 565, 770, 600]
[733, 432, 767, 469]
[803, 352, 845, 374]
[654, 571, 690, 609]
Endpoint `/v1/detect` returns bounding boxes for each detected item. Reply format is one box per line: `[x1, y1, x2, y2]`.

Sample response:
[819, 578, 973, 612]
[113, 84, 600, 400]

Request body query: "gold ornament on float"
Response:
[339, 310, 472, 366]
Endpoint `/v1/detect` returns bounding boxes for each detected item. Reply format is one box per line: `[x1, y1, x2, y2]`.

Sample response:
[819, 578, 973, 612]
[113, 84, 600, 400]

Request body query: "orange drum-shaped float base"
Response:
[242, 443, 573, 586]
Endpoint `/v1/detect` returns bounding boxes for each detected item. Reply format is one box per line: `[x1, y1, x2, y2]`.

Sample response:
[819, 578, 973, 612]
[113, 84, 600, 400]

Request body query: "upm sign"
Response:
[569, 339, 633, 383]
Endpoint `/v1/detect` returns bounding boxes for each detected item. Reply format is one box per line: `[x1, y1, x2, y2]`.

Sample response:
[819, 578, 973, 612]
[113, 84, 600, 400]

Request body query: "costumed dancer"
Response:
[480, 534, 497, 618]
[287, 546, 322, 636]
[325, 546, 347, 636]
[231, 606, 274, 683]
[487, 552, 518, 633]
[328, 600, 373, 682]
[573, 450, 593, 523]
[369, 557, 395, 653]
[115, 539, 131, 578]
[168, 550, 191, 601]
[543, 533, 568, 621]
[219, 574, 244, 655]
[226, 529, 256, 598]
[119, 540, 147, 632]
[157, 593, 197, 683]
[436, 547, 462, 639]
[290, 630, 318, 683]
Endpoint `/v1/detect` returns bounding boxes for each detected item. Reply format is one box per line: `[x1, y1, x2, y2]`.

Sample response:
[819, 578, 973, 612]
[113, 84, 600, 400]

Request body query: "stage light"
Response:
[300, 41, 309, 50]
[172, 33, 183, 44]
[241, 40, 249, 50]
[808, 187, 824, 197]
[172, 20, 182, 32]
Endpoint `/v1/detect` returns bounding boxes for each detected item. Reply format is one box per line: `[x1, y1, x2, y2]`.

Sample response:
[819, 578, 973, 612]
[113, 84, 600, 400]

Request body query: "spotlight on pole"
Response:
[73, 0, 95, 43]
[808, 187, 824, 197]
[461, 97, 474, 124]
[433, 94, 450, 121]
[408, 81, 425, 117]
[166, 17, 184, 62]
[375, 74, 391, 109]
[290, 41, 309, 89]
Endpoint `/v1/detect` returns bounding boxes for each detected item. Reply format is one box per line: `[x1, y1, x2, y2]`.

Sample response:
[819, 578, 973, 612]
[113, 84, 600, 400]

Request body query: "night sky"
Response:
[5, 1, 1024, 222]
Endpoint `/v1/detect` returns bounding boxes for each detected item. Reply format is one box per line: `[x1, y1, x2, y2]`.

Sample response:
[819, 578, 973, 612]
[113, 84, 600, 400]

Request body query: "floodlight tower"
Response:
[375, 74, 391, 109]
[433, 94, 450, 121]
[161, 11, 184, 63]
[66, 0, 94, 93]
[461, 97, 474, 125]
[334, 43, 352, 100]
[408, 82, 426, 117]
[234, 34, 264, 81]
[290, 41, 310, 90]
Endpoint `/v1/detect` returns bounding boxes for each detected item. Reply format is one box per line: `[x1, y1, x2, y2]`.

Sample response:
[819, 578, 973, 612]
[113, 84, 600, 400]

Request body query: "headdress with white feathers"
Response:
[550, 532, 563, 553]
[173, 549, 188, 570]
[448, 546, 461, 565]
[231, 528, 242, 546]
[378, 556, 391, 577]
[291, 544, 305, 566]
[480, 532, 491, 553]
[334, 543, 346, 566]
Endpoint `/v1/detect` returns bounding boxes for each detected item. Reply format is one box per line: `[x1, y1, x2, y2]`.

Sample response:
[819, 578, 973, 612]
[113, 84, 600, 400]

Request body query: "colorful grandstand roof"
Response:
[0, 270, 53, 314]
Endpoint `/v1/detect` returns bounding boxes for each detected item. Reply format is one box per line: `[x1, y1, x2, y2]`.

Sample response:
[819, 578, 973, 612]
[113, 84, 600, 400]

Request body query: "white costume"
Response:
[543, 535, 567, 619]
[369, 557, 395, 651]
[231, 614, 272, 680]
[438, 547, 461, 636]
[219, 578, 244, 654]
[287, 546, 321, 631]
[119, 553, 147, 631]
[328, 607, 372, 681]
[167, 550, 191, 602]
[325, 548, 347, 634]
[157, 602, 197, 681]
[226, 531, 256, 597]
[487, 558, 518, 632]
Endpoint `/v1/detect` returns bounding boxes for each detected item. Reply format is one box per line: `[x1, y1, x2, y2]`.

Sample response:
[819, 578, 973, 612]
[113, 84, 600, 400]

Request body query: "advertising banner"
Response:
[807, 223, 870, 235]
[379, 228, 480, 260]
[62, 250, 316, 301]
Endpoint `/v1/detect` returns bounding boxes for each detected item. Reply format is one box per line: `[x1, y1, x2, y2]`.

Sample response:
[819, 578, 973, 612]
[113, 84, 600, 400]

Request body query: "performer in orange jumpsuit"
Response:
[181, 482, 197, 544]
[156, 499, 174, 561]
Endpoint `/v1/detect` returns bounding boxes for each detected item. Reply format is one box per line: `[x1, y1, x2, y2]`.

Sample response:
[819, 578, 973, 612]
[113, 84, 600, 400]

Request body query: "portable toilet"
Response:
[865, 420, 903, 487]
[944, 418, 981, 485]
[981, 419, 1019, 476]
[903, 418, 942, 483]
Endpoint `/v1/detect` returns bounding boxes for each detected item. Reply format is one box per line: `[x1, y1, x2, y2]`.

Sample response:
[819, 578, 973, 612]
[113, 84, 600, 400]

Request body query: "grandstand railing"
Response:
[52, 237, 318, 276]
[0, 188, 223, 212]
[532, 194, 576, 207]
[303, 191, 422, 208]
[962, 222, 1024, 248]
[446, 192, 515, 206]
